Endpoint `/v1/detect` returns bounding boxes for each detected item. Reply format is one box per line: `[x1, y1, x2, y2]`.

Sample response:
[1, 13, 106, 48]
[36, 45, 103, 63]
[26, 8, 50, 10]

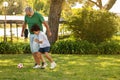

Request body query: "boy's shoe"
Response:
[33, 65, 41, 69]
[34, 63, 37, 66]
[50, 62, 56, 69]
[41, 63, 48, 69]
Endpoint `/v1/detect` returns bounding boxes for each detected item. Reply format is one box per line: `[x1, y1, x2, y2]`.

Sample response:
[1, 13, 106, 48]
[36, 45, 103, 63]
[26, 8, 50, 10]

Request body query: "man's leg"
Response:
[31, 34, 46, 68]
[33, 52, 40, 65]
[30, 34, 41, 65]
[37, 52, 47, 69]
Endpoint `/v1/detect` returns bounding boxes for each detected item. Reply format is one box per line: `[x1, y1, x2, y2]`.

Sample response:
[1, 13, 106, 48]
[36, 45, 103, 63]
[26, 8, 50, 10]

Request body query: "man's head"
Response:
[31, 24, 40, 35]
[25, 7, 34, 17]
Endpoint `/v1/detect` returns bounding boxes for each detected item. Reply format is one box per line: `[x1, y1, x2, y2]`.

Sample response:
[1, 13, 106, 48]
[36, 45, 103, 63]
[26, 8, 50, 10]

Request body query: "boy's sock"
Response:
[41, 62, 47, 69]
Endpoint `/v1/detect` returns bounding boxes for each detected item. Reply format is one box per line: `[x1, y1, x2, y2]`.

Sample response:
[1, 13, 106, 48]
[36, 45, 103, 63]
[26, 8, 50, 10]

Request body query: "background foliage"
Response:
[66, 8, 119, 43]
[51, 40, 120, 55]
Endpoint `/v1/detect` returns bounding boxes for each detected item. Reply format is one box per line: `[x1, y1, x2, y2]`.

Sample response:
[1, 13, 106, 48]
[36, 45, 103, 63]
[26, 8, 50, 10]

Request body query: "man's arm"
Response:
[21, 22, 27, 37]
[42, 21, 52, 37]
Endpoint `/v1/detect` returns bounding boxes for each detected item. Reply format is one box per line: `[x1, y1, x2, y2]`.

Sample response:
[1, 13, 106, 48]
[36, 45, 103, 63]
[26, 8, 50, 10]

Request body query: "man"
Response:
[21, 7, 52, 68]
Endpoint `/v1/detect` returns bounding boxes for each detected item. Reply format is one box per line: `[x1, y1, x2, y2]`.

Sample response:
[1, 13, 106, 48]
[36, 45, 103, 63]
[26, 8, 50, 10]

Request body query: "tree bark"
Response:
[48, 0, 64, 44]
[89, 0, 117, 10]
[103, 0, 117, 10]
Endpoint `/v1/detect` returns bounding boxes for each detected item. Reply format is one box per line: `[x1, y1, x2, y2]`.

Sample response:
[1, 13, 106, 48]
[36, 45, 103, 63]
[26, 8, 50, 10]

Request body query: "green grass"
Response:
[0, 54, 120, 80]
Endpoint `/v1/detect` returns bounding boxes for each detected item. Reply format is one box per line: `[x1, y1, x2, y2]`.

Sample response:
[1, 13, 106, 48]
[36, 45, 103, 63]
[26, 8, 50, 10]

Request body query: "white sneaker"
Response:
[50, 62, 56, 69]
[33, 65, 41, 69]
[41, 63, 48, 69]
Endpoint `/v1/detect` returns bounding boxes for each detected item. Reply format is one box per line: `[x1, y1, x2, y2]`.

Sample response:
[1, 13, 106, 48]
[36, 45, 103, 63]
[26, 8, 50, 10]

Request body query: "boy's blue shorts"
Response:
[39, 47, 50, 53]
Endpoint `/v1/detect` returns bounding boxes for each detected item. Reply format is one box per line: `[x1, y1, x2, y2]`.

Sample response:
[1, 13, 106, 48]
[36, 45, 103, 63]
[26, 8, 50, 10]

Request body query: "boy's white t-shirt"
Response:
[38, 31, 50, 48]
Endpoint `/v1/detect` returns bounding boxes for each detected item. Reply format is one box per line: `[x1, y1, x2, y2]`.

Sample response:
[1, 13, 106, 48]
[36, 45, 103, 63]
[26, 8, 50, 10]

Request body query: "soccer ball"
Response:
[17, 63, 23, 68]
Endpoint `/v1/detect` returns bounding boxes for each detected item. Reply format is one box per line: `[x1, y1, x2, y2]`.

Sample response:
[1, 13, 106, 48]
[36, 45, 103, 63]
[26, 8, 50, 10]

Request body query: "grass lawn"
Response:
[0, 54, 120, 80]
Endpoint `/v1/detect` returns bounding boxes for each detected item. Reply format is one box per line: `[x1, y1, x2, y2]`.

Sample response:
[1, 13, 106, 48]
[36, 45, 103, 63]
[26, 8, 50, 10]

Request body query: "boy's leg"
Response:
[45, 52, 56, 69]
[44, 52, 53, 63]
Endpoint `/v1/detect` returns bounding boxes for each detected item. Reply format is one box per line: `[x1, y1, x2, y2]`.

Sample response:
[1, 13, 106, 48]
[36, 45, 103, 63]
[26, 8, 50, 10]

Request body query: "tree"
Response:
[88, 0, 117, 10]
[0, 0, 6, 14]
[64, 0, 117, 10]
[66, 8, 119, 43]
[34, 0, 50, 16]
[0, 0, 24, 15]
[7, 0, 24, 15]
[48, 0, 117, 44]
[48, 0, 65, 44]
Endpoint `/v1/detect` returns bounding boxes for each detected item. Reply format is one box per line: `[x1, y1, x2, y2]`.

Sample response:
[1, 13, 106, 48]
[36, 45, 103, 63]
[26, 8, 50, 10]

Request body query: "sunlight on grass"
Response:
[112, 36, 120, 41]
[0, 60, 15, 66]
[100, 62, 113, 67]
[97, 56, 120, 67]
[97, 56, 114, 60]
[0, 60, 12, 63]
[114, 59, 120, 62]
[0, 54, 120, 80]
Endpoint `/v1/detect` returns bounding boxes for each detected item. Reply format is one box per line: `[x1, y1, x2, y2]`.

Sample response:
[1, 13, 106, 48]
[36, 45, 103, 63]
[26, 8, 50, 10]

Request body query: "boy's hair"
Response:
[31, 24, 40, 32]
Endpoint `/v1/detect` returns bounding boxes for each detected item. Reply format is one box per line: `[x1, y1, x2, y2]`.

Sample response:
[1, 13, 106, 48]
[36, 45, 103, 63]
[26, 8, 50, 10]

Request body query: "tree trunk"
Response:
[103, 0, 117, 10]
[89, 0, 117, 10]
[48, 0, 64, 44]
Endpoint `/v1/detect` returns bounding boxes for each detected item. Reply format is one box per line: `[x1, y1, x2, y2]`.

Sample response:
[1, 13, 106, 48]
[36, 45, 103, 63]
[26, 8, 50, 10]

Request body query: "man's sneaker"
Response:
[50, 62, 56, 69]
[33, 65, 41, 69]
[41, 62, 48, 69]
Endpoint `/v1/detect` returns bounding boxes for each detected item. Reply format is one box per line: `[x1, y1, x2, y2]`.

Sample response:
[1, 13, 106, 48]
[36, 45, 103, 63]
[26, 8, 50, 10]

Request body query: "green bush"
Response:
[22, 43, 31, 54]
[0, 40, 120, 55]
[51, 40, 120, 54]
[0, 42, 23, 54]
[51, 40, 98, 54]
[98, 41, 120, 54]
[66, 8, 119, 43]
[0, 42, 31, 54]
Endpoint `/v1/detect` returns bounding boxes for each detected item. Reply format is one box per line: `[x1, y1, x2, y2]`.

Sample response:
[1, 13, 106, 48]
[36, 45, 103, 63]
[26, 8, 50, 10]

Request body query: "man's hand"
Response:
[47, 31, 52, 37]
[43, 21, 52, 37]
[21, 33, 24, 37]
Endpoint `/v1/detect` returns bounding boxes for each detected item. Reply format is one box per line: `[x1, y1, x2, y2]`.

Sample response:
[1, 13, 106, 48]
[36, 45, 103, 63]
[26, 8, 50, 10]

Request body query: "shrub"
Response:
[98, 41, 120, 54]
[51, 40, 120, 54]
[22, 43, 31, 54]
[0, 42, 23, 54]
[66, 8, 119, 43]
[51, 40, 98, 54]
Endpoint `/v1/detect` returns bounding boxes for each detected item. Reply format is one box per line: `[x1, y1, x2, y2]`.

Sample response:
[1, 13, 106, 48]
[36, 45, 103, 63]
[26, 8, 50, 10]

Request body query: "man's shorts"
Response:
[30, 34, 39, 53]
[39, 47, 50, 53]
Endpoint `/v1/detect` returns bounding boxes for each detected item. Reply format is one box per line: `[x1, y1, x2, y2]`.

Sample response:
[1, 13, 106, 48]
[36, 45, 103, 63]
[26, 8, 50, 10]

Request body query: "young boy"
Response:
[31, 24, 56, 69]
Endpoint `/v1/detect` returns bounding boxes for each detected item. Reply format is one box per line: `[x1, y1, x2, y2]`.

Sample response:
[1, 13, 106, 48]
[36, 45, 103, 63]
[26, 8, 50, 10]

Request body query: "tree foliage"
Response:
[0, 0, 24, 15]
[66, 8, 119, 43]
[7, 0, 24, 15]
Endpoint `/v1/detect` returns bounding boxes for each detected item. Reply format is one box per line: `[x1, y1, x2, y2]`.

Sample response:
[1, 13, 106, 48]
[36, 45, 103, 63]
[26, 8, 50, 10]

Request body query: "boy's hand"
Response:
[34, 39, 43, 44]
[34, 39, 39, 43]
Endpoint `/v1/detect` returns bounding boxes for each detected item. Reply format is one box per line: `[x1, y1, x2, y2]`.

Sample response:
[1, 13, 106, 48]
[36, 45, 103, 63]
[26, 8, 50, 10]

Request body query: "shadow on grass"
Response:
[0, 54, 120, 80]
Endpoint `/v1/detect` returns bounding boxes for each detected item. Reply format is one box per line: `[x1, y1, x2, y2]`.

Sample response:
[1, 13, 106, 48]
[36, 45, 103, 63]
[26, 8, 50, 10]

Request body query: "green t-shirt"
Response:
[24, 12, 44, 34]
